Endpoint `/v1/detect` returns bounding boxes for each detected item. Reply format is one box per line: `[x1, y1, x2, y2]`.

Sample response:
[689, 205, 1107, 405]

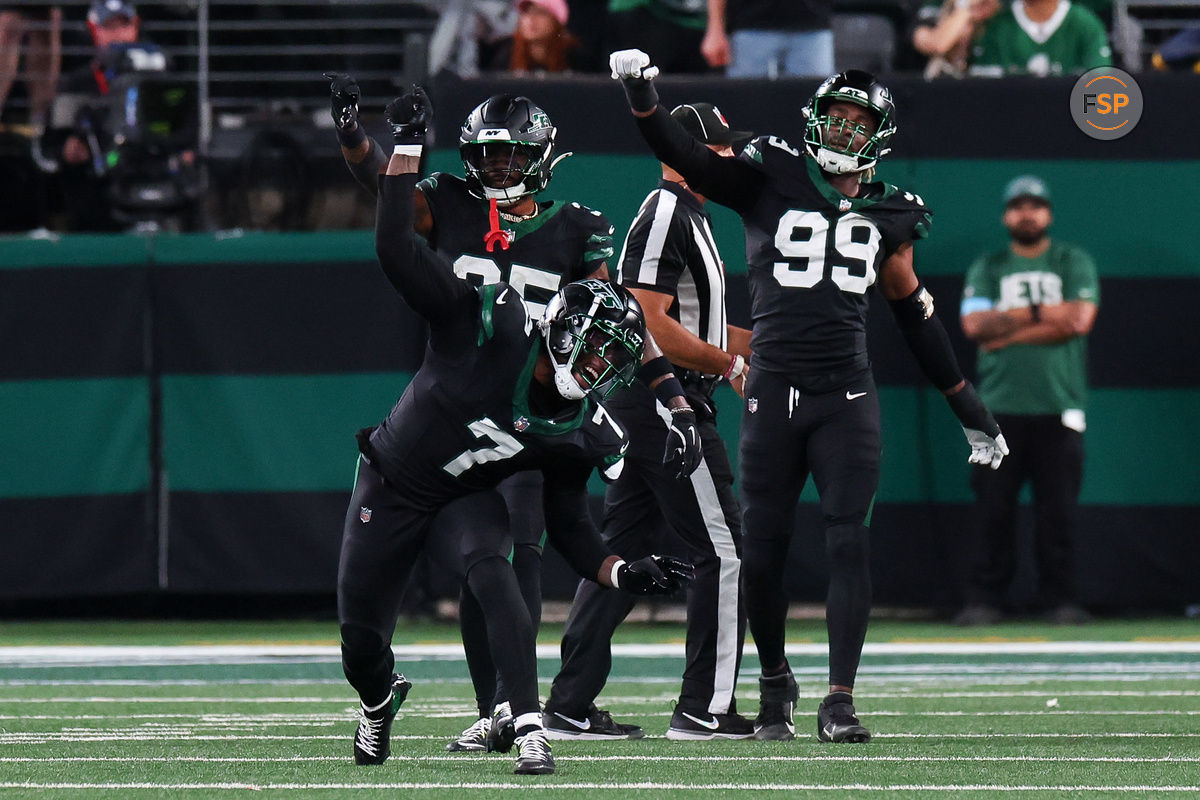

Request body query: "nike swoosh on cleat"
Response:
[823, 722, 838, 739]
[681, 712, 721, 730]
[846, 391, 867, 400]
[552, 712, 591, 731]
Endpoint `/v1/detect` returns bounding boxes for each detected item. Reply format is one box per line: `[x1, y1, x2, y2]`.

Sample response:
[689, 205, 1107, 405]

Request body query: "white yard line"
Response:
[4, 754, 1200, 763]
[1, 640, 1199, 666]
[1, 782, 1198, 792]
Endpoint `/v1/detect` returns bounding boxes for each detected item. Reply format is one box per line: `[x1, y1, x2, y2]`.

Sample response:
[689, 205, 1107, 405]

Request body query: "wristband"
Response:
[653, 374, 687, 408]
[336, 123, 367, 150]
[724, 354, 746, 380]
[609, 559, 626, 588]
[393, 144, 423, 157]
[622, 78, 660, 114]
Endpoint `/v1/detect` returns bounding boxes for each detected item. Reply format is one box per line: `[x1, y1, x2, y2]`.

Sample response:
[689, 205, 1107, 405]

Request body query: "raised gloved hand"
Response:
[663, 407, 702, 479]
[965, 427, 1009, 470]
[385, 85, 432, 150]
[324, 71, 360, 132]
[608, 49, 660, 113]
[613, 555, 694, 595]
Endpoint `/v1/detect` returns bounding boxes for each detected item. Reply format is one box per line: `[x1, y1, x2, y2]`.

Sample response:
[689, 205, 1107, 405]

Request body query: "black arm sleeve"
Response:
[889, 285, 965, 392]
[635, 107, 764, 214]
[375, 173, 473, 321]
[346, 136, 388, 197]
[541, 465, 615, 583]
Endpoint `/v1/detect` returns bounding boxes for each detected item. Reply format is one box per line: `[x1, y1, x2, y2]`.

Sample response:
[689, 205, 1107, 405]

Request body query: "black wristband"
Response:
[945, 381, 1000, 436]
[653, 375, 688, 409]
[637, 355, 674, 385]
[621, 77, 660, 114]
[336, 123, 367, 150]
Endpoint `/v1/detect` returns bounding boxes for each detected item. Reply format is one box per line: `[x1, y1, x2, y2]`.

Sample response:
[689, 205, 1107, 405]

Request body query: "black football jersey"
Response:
[364, 282, 629, 512]
[417, 173, 615, 321]
[735, 136, 933, 387]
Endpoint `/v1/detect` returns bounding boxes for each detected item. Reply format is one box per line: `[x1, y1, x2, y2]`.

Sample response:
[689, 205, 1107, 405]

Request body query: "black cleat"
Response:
[353, 673, 413, 765]
[542, 704, 645, 740]
[754, 671, 798, 741]
[817, 691, 871, 743]
[486, 701, 517, 753]
[666, 708, 755, 740]
[513, 728, 556, 775]
[445, 715, 490, 752]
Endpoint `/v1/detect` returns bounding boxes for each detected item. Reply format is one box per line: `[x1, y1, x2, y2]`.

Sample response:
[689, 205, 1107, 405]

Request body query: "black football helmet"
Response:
[801, 70, 897, 175]
[460, 94, 562, 204]
[541, 279, 646, 401]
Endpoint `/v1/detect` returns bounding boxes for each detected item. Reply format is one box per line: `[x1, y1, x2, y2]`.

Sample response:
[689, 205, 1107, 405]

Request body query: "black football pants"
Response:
[453, 471, 546, 717]
[964, 413, 1085, 608]
[739, 368, 880, 690]
[545, 383, 745, 717]
[337, 456, 540, 721]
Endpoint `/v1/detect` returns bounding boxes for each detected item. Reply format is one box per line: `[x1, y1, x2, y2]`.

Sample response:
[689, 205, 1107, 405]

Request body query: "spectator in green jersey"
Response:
[955, 175, 1100, 627]
[968, 0, 1111, 76]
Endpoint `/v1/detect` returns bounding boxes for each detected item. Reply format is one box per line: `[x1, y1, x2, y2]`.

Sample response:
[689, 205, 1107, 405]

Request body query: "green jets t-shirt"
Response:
[969, 0, 1112, 76]
[960, 242, 1100, 415]
[609, 0, 707, 30]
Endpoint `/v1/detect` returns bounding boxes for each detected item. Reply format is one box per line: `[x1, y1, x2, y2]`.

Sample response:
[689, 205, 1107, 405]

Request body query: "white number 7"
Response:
[442, 417, 525, 477]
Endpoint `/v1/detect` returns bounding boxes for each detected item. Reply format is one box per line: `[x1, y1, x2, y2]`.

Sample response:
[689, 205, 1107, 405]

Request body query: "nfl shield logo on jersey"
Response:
[359, 506, 372, 523]
[839, 199, 852, 212]
[514, 416, 530, 432]
[748, 397, 759, 414]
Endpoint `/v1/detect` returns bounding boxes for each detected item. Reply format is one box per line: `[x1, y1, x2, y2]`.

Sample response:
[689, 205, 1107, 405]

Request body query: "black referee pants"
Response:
[545, 382, 745, 717]
[964, 413, 1085, 609]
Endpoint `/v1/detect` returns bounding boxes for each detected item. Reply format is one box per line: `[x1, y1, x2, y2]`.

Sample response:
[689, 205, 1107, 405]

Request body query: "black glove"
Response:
[614, 555, 694, 595]
[385, 85, 432, 148]
[324, 71, 360, 132]
[663, 408, 702, 479]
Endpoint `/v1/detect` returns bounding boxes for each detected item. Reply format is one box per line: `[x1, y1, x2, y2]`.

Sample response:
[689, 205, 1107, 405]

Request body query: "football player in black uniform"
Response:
[608, 50, 1010, 743]
[324, 74, 702, 751]
[340, 87, 694, 776]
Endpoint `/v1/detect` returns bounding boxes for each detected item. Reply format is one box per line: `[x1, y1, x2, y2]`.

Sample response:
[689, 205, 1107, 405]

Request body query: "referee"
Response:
[542, 102, 756, 740]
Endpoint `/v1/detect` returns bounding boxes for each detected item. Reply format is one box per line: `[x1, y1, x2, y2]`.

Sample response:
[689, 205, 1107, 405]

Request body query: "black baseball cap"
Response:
[89, 0, 138, 24]
[670, 103, 752, 146]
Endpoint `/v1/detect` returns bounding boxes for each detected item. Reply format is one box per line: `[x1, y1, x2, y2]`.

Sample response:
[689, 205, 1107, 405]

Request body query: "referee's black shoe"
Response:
[352, 673, 413, 765]
[753, 671, 798, 740]
[542, 704, 644, 740]
[816, 691, 871, 743]
[666, 708, 755, 740]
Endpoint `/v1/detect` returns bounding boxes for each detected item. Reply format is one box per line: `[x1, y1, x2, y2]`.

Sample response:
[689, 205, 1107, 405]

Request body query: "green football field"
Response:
[1, 618, 1198, 798]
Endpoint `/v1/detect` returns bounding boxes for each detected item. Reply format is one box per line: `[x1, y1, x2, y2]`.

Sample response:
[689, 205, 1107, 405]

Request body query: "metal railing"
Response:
[2, 0, 439, 148]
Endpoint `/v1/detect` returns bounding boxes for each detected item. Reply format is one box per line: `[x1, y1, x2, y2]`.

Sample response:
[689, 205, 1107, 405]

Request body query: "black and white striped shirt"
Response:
[617, 180, 729, 376]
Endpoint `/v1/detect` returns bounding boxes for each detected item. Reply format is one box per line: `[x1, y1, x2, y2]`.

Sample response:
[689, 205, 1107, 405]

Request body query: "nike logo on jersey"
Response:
[846, 391, 867, 400]
[552, 712, 591, 731]
[495, 288, 508, 305]
[681, 712, 721, 730]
